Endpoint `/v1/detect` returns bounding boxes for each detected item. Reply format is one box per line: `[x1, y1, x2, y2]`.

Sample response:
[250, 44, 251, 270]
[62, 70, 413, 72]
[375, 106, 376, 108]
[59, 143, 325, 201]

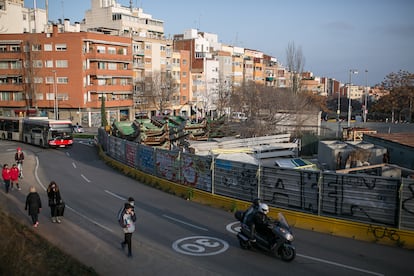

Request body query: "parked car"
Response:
[72, 125, 84, 133]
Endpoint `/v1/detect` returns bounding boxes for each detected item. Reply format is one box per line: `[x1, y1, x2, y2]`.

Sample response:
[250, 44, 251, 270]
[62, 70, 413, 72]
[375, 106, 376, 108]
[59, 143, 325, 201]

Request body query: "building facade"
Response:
[0, 25, 133, 126]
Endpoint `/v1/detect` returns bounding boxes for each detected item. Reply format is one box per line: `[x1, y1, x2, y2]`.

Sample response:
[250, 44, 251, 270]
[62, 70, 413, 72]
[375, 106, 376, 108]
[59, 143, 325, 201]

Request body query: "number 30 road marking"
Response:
[172, 236, 229, 256]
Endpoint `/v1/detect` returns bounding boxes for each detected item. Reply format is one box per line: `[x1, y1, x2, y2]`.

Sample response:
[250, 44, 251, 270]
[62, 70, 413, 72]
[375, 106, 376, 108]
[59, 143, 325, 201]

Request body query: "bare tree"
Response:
[214, 75, 232, 118]
[285, 41, 305, 95]
[150, 71, 177, 115]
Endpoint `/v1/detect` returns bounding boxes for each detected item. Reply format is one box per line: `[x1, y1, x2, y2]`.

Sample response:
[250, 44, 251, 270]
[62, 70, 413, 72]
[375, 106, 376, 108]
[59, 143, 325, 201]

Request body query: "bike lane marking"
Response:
[172, 236, 229, 256]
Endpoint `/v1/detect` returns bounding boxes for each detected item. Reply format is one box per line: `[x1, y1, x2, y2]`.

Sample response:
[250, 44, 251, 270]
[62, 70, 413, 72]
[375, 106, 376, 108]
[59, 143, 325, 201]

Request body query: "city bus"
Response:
[0, 116, 74, 148]
[0, 116, 23, 141]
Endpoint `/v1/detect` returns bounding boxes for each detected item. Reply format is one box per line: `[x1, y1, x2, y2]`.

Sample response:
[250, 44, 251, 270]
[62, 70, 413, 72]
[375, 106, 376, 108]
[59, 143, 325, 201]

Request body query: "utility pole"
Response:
[364, 70, 368, 123]
[347, 69, 358, 127]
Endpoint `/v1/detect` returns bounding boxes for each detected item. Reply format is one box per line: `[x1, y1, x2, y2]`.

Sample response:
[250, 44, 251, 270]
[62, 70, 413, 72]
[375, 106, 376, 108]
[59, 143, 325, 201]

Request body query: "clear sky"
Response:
[25, 0, 414, 86]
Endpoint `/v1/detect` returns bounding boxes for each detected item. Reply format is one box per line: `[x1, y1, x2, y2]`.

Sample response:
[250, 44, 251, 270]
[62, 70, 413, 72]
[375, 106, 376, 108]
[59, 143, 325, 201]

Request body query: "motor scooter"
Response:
[235, 209, 296, 262]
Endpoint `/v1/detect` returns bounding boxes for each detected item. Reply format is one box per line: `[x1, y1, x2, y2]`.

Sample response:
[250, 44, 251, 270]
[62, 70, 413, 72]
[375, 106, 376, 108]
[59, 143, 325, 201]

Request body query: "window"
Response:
[107, 63, 117, 70]
[98, 62, 105, 69]
[55, 44, 67, 51]
[32, 44, 41, 51]
[34, 77, 43, 83]
[10, 45, 20, 52]
[0, 92, 11, 101]
[0, 62, 8, 69]
[33, 60, 42, 68]
[35, 93, 44, 100]
[0, 46, 6, 52]
[14, 92, 24, 101]
[23, 14, 27, 20]
[56, 60, 68, 68]
[57, 77, 68, 84]
[108, 47, 116, 54]
[45, 76, 54, 84]
[145, 45, 151, 50]
[44, 44, 52, 51]
[97, 46, 105, 54]
[46, 93, 54, 100]
[10, 61, 22, 69]
[45, 60, 53, 68]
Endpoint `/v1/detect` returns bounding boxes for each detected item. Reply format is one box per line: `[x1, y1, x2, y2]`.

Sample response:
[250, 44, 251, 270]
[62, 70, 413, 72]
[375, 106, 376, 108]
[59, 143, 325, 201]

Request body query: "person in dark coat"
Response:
[25, 186, 42, 227]
[47, 181, 62, 223]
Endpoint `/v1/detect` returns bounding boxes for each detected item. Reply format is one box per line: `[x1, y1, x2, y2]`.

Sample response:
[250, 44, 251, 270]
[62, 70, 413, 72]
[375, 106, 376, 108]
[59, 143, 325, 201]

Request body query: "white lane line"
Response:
[66, 152, 70, 157]
[66, 205, 114, 233]
[35, 156, 47, 192]
[297, 254, 384, 276]
[72, 162, 77, 169]
[81, 174, 91, 183]
[35, 157, 113, 233]
[163, 214, 208, 231]
[105, 190, 126, 201]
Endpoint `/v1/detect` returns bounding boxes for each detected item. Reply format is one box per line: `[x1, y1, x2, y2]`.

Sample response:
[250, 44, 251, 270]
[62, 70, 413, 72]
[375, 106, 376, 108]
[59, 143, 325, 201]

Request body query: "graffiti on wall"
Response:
[137, 145, 155, 175]
[261, 168, 319, 213]
[155, 150, 180, 182]
[322, 173, 399, 226]
[214, 160, 259, 201]
[180, 153, 212, 191]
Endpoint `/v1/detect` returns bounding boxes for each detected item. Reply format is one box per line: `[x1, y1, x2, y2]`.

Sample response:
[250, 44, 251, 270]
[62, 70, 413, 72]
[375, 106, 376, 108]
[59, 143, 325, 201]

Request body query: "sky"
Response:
[24, 0, 414, 86]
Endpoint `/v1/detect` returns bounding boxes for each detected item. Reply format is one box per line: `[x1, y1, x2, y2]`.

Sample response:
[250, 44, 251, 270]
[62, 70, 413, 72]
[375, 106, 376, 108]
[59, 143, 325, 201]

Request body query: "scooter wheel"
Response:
[278, 244, 295, 262]
[239, 239, 251, 249]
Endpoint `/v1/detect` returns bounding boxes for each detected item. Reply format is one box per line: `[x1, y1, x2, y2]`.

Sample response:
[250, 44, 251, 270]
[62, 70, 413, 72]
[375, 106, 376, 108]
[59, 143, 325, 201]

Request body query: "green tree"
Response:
[101, 95, 108, 127]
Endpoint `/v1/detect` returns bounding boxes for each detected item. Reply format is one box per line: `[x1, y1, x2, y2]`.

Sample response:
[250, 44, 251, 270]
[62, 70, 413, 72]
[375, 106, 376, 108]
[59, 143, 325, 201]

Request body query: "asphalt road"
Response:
[1, 139, 413, 276]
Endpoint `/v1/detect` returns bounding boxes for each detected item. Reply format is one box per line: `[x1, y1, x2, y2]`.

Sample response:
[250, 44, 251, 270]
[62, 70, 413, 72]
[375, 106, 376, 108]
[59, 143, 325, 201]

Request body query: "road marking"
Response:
[81, 174, 91, 182]
[66, 205, 114, 233]
[163, 214, 208, 231]
[34, 157, 114, 232]
[297, 254, 384, 276]
[225, 221, 383, 276]
[105, 190, 126, 201]
[172, 236, 229, 256]
[72, 162, 77, 169]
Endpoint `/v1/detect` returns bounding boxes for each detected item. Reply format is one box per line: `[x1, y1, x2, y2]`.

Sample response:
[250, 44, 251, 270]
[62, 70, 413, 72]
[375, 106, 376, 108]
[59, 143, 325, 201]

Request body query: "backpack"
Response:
[117, 207, 126, 228]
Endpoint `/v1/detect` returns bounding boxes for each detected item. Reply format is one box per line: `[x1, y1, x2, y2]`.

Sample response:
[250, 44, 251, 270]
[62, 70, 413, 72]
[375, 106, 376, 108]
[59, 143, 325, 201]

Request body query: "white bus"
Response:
[0, 116, 74, 148]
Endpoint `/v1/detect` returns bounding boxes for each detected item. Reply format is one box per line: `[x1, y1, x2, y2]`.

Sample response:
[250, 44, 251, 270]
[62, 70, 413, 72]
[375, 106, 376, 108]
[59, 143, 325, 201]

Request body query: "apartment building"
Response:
[0, 25, 133, 126]
[0, 0, 47, 33]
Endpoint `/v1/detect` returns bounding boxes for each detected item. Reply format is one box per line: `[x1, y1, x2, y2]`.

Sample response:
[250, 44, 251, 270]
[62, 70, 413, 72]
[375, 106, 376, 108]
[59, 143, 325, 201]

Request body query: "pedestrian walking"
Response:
[2, 164, 11, 193]
[117, 197, 135, 222]
[10, 164, 21, 190]
[15, 147, 24, 178]
[47, 181, 63, 223]
[120, 203, 136, 258]
[25, 186, 42, 228]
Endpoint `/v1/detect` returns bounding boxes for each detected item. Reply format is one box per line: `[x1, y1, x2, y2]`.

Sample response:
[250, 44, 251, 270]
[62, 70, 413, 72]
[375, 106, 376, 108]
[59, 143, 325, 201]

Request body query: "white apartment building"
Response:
[82, 0, 164, 38]
[0, 0, 47, 33]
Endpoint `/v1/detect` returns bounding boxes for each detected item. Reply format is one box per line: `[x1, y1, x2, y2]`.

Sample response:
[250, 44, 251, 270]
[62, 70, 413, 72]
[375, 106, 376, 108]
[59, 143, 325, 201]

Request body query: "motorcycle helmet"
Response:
[259, 203, 269, 214]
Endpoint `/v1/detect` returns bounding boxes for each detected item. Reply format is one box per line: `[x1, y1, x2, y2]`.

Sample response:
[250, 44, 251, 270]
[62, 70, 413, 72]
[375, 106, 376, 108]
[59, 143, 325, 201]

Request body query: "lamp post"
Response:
[52, 70, 58, 120]
[364, 69, 368, 123]
[347, 69, 358, 127]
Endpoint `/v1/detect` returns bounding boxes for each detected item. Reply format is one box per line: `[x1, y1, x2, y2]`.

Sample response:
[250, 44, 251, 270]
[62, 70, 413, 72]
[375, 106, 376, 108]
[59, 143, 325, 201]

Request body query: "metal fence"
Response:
[98, 129, 414, 230]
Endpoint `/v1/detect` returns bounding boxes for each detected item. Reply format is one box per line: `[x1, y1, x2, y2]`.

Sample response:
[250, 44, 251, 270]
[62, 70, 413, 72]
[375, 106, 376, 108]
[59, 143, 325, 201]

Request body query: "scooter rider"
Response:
[250, 203, 272, 244]
[243, 198, 261, 242]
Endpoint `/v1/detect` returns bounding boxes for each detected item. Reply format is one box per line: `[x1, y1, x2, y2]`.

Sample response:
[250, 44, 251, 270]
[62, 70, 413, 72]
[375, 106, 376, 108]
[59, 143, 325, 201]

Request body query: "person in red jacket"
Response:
[2, 164, 11, 193]
[10, 163, 20, 190]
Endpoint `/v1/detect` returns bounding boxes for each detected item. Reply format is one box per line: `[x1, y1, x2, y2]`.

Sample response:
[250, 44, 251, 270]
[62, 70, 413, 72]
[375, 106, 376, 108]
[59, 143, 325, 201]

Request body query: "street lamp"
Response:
[52, 70, 58, 120]
[364, 69, 368, 123]
[347, 69, 358, 127]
